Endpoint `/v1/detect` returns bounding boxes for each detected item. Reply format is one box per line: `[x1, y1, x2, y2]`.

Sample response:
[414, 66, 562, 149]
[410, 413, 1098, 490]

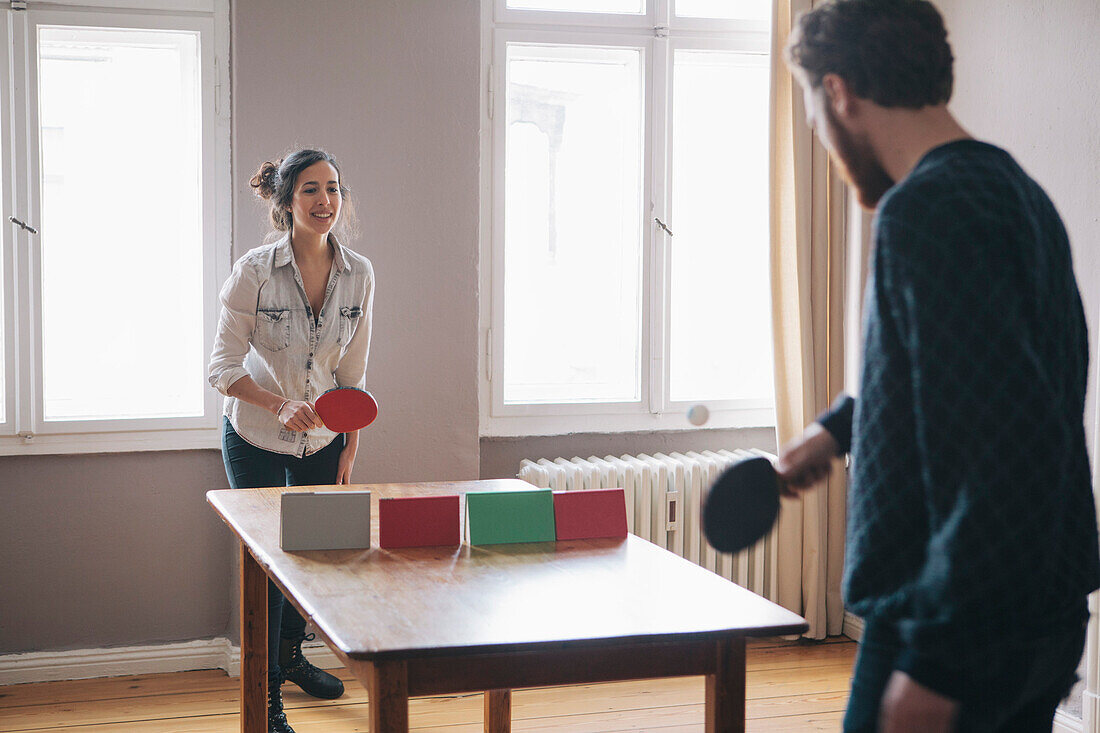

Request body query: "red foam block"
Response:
[552, 488, 629, 541]
[378, 495, 461, 549]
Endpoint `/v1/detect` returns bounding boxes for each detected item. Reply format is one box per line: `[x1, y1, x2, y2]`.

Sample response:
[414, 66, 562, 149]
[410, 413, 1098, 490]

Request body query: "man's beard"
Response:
[825, 105, 895, 209]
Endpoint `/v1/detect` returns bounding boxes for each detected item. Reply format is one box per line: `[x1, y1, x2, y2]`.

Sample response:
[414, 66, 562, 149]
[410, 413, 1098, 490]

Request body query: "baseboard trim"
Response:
[1083, 690, 1100, 732]
[0, 638, 239, 685]
[0, 638, 344, 686]
[843, 611, 864, 642]
[1054, 708, 1084, 733]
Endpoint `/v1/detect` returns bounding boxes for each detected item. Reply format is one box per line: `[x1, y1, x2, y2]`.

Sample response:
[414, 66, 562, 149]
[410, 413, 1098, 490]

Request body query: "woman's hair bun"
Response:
[249, 160, 281, 199]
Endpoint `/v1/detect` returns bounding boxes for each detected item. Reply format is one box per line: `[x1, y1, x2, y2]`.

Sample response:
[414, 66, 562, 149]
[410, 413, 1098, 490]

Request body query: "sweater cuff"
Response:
[894, 646, 967, 701]
[815, 393, 855, 455]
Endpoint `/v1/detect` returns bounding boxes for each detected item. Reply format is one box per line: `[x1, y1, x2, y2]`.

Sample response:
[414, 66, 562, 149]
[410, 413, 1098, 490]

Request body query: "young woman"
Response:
[208, 149, 374, 733]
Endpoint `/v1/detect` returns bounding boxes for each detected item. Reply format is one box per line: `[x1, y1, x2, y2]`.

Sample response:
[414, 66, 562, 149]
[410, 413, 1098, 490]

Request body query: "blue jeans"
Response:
[221, 417, 345, 680]
[845, 614, 1087, 732]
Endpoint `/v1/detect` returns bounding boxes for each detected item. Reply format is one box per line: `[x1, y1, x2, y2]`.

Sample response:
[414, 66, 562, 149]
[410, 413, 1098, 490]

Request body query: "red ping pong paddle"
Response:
[314, 387, 378, 432]
[702, 456, 781, 553]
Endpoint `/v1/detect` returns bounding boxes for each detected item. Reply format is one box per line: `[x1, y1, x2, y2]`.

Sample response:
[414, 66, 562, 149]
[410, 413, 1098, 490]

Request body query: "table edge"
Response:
[340, 623, 810, 662]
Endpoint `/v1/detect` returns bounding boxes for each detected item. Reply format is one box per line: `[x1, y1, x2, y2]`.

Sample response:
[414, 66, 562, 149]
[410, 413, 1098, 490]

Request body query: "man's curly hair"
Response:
[785, 0, 954, 109]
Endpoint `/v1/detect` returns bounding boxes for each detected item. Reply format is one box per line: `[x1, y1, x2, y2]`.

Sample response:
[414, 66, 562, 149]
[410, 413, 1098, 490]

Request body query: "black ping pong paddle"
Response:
[702, 456, 781, 553]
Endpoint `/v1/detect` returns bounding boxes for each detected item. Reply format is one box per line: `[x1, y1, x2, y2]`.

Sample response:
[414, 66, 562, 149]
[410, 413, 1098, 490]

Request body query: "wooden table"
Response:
[207, 479, 807, 733]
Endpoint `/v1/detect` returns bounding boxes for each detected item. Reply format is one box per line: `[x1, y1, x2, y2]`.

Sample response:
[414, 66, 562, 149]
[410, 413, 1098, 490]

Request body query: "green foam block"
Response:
[466, 489, 556, 546]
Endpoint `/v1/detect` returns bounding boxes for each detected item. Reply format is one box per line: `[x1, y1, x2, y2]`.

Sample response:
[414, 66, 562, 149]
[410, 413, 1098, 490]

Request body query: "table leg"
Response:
[484, 689, 512, 733]
[705, 637, 746, 733]
[368, 659, 409, 732]
[240, 543, 268, 733]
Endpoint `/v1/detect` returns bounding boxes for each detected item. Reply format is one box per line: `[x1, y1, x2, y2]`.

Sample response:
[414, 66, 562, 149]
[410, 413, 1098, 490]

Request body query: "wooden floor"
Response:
[0, 636, 856, 732]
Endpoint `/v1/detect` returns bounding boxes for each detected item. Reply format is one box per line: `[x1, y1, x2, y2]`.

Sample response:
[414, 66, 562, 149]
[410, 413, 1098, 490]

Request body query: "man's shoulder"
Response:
[877, 176, 941, 224]
[882, 141, 1020, 220]
[877, 148, 1018, 249]
[874, 176, 961, 254]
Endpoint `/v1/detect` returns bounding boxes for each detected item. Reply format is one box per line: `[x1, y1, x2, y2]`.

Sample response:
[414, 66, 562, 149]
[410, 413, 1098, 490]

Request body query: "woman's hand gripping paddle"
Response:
[314, 387, 379, 432]
[702, 456, 782, 554]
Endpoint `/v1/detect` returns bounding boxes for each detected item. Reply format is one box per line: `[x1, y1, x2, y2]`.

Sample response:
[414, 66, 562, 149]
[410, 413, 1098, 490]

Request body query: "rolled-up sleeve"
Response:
[334, 260, 374, 390]
[208, 257, 259, 396]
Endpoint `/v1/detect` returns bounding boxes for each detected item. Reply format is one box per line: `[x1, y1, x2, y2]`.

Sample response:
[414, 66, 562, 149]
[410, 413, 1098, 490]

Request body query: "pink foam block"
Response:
[378, 495, 461, 549]
[552, 488, 629, 541]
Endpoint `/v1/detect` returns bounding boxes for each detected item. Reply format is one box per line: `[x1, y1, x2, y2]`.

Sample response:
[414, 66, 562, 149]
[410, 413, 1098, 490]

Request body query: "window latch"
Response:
[11, 1, 28, 11]
[9, 216, 38, 235]
[654, 216, 673, 237]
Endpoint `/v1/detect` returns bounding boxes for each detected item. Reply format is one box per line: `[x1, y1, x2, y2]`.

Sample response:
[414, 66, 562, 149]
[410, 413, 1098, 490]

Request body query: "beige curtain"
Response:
[769, 0, 850, 639]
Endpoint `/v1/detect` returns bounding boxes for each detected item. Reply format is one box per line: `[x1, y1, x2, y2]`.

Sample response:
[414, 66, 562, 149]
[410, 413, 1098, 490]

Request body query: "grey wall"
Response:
[0, 0, 481, 656]
[0, 452, 233, 654]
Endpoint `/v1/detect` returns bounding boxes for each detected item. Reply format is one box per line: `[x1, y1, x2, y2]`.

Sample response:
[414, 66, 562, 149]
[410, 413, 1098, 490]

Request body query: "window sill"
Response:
[481, 406, 775, 438]
[0, 427, 222, 457]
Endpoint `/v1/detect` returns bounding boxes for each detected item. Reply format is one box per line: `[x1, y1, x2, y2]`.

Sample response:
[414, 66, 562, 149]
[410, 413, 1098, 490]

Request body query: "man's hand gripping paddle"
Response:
[314, 387, 379, 432]
[702, 455, 782, 554]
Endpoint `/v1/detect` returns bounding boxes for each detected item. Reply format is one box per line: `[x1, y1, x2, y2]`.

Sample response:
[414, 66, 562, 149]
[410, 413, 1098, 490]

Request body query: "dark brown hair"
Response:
[249, 149, 358, 240]
[786, 0, 954, 109]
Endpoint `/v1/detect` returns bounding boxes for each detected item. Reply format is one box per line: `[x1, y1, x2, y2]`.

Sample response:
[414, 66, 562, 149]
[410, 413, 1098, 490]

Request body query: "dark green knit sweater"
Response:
[820, 140, 1099, 698]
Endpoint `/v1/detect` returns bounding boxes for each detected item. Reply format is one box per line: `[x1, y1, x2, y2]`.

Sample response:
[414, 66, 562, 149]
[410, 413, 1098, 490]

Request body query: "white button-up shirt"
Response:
[208, 234, 374, 457]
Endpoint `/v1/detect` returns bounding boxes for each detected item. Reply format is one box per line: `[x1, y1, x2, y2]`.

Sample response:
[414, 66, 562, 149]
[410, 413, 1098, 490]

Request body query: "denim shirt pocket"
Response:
[338, 305, 363, 345]
[254, 308, 291, 351]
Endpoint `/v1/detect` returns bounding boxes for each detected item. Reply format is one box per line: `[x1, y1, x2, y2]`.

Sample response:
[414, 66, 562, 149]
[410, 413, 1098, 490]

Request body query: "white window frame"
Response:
[480, 0, 775, 437]
[0, 0, 231, 455]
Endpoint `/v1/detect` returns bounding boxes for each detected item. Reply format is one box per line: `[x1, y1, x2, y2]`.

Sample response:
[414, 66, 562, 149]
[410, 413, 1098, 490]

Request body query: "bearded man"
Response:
[776, 1, 1100, 731]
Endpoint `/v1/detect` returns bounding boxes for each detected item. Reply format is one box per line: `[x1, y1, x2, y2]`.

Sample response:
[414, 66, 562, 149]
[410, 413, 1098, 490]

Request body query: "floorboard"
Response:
[0, 637, 857, 732]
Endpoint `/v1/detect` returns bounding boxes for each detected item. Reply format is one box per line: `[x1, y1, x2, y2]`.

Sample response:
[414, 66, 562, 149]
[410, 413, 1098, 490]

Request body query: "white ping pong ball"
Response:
[687, 404, 710, 426]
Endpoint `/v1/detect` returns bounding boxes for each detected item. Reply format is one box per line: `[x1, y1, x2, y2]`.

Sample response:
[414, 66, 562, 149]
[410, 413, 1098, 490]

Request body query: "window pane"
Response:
[675, 0, 769, 21]
[38, 27, 204, 421]
[503, 44, 644, 404]
[507, 0, 644, 14]
[669, 49, 773, 402]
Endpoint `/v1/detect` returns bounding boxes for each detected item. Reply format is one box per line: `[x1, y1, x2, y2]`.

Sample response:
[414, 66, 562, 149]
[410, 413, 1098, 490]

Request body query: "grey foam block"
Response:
[280, 491, 372, 551]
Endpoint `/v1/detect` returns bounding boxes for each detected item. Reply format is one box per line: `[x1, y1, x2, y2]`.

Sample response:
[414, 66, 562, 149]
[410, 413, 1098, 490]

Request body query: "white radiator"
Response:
[518, 449, 779, 602]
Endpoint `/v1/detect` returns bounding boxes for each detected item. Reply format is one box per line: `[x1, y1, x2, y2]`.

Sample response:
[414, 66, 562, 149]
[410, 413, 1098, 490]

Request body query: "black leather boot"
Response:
[268, 670, 296, 733]
[279, 632, 345, 699]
